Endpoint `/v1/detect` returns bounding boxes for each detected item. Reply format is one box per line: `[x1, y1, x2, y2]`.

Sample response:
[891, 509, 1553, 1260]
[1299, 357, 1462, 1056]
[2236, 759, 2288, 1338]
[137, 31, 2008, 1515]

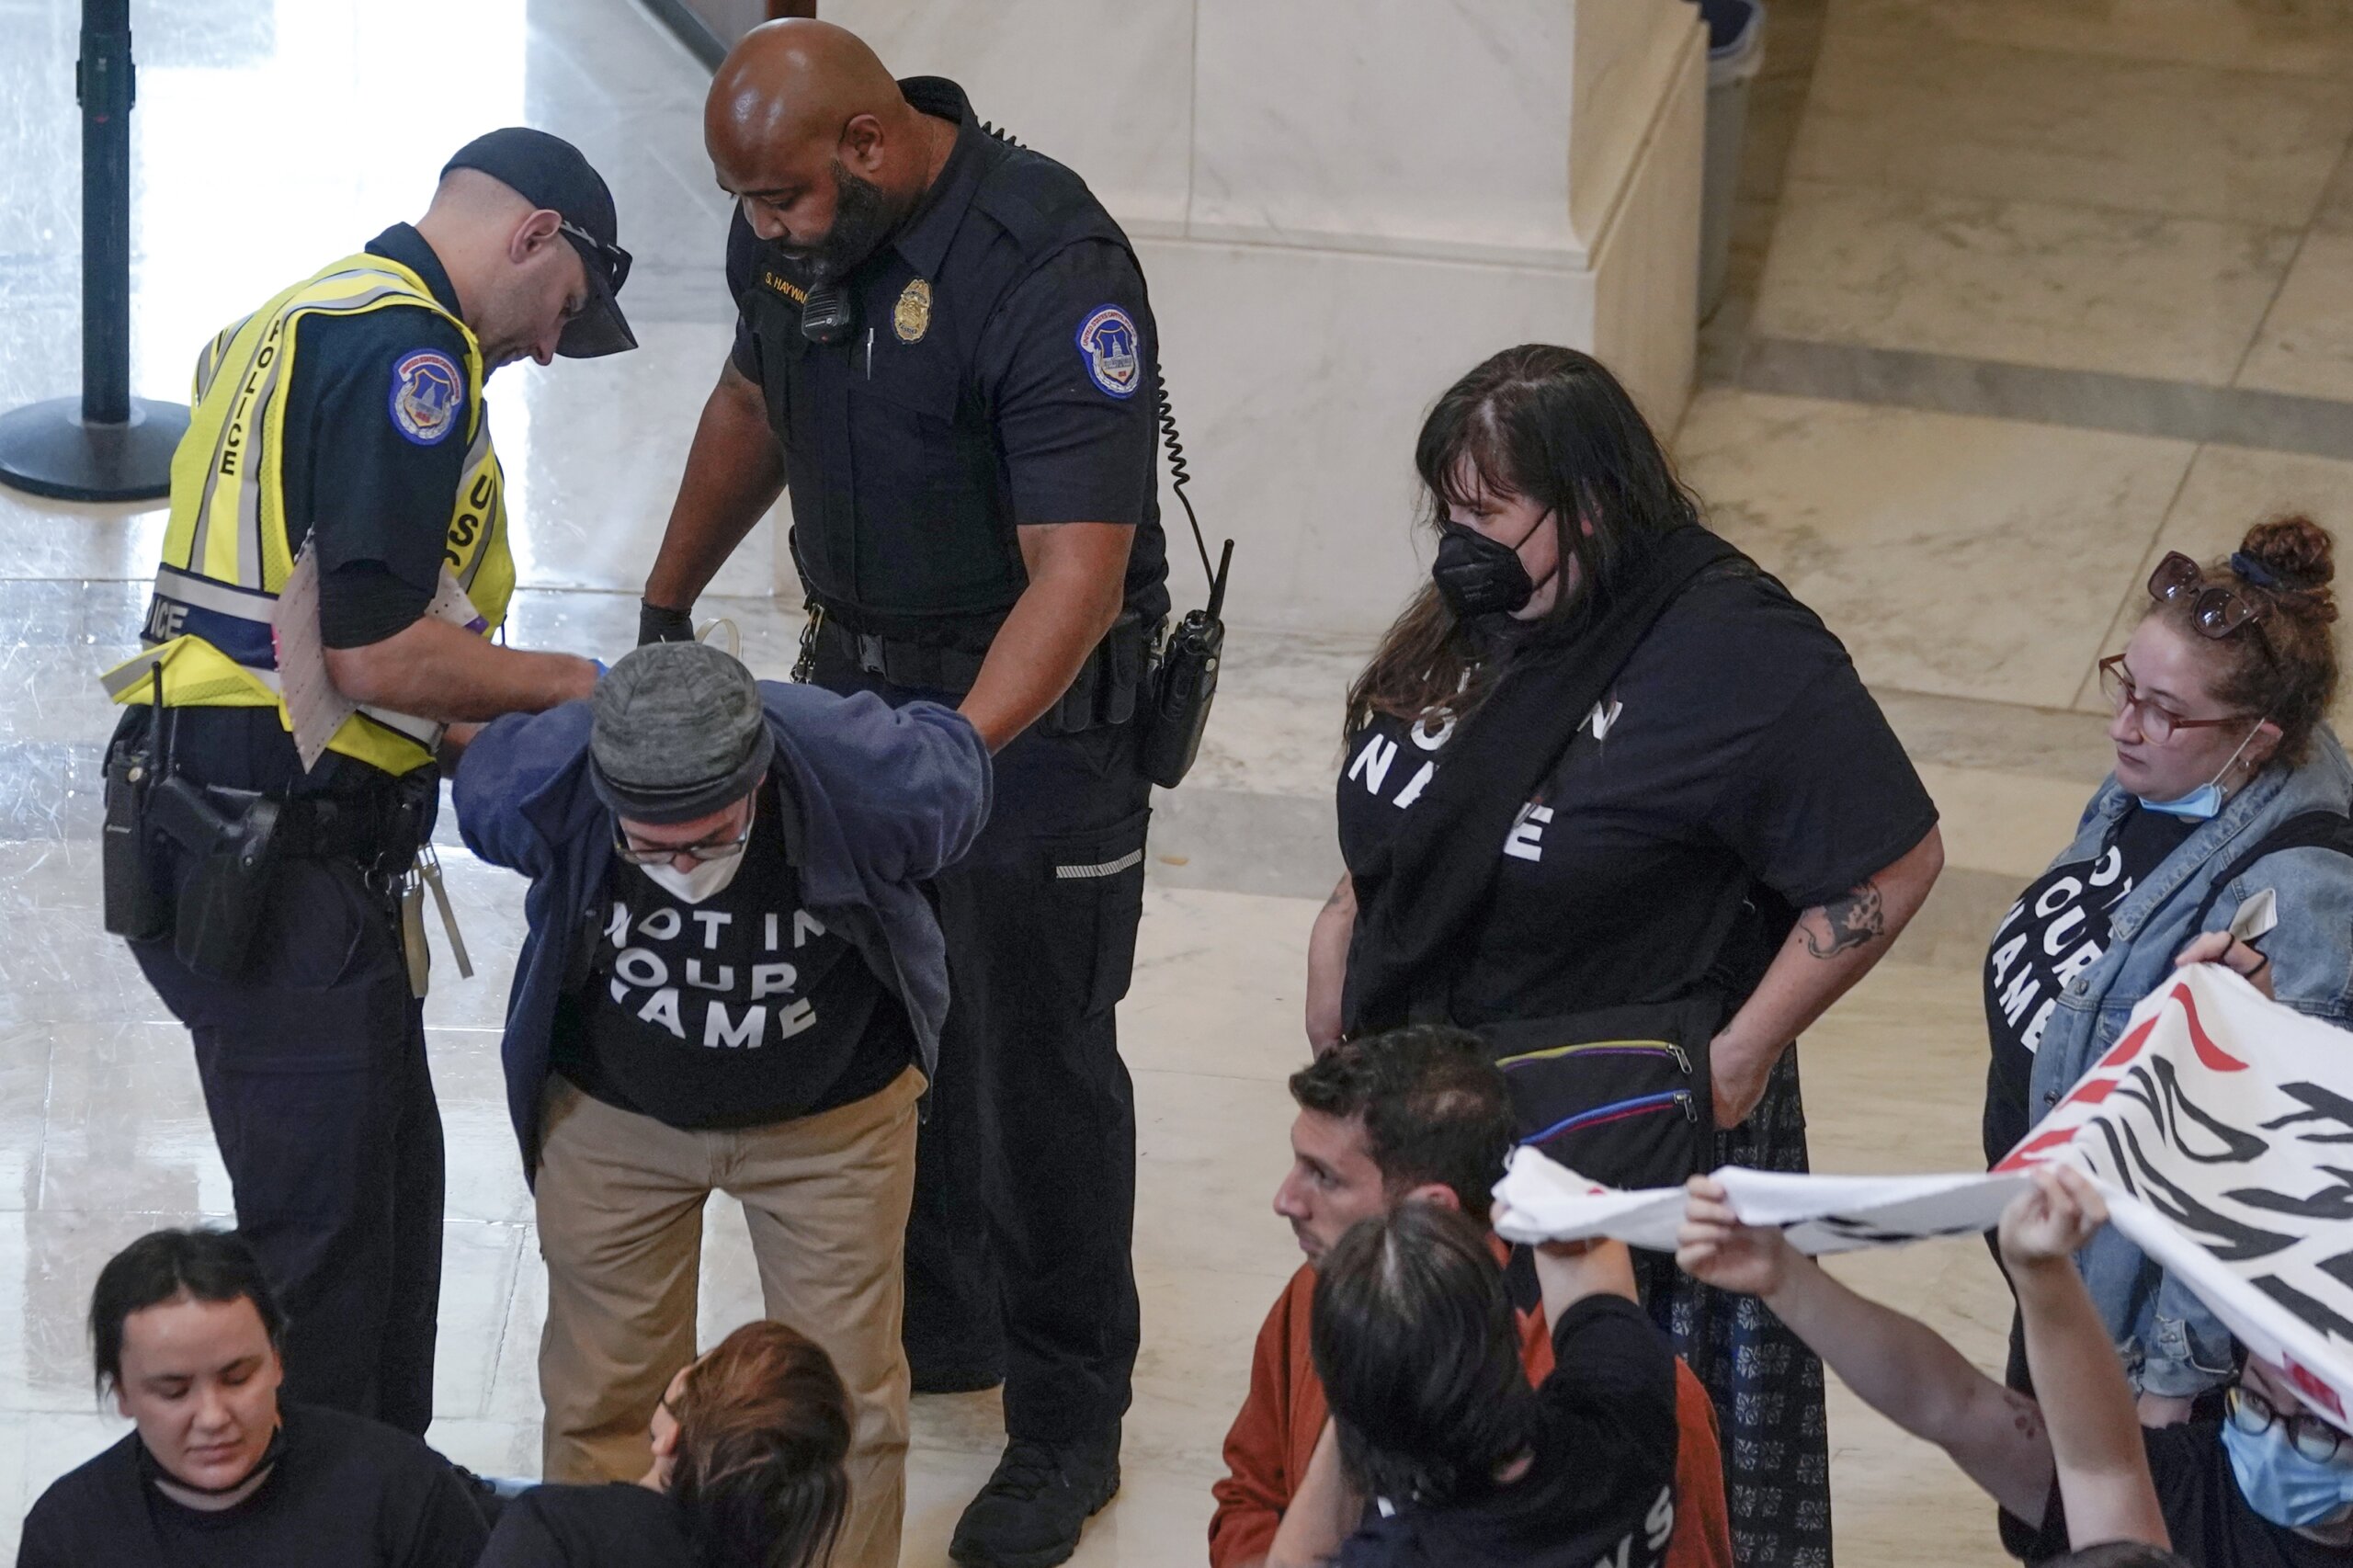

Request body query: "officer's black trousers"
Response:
[132, 856, 445, 1437]
[818, 653, 1151, 1443]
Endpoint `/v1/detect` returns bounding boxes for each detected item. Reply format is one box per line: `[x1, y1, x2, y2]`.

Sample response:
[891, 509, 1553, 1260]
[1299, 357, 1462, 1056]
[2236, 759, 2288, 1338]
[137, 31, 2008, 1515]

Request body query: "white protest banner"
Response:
[1491, 963, 2353, 1430]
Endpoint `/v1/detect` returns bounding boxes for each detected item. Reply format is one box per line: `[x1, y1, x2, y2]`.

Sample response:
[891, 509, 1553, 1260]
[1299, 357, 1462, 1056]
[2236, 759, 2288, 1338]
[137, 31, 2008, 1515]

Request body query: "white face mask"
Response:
[636, 850, 745, 905]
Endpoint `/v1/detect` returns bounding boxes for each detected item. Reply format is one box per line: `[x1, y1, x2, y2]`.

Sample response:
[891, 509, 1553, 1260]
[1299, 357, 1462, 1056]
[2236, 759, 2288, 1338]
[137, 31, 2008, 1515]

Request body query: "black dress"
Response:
[1336, 570, 1938, 1568]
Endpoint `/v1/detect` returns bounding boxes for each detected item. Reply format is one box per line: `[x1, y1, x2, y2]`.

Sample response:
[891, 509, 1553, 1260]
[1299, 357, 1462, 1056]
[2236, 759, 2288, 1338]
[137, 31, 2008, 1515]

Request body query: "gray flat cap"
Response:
[588, 642, 775, 824]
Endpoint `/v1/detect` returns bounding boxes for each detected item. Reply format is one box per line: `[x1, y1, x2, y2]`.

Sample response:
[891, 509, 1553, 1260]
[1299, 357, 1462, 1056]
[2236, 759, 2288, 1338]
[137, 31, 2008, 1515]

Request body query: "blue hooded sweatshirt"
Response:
[453, 681, 991, 1181]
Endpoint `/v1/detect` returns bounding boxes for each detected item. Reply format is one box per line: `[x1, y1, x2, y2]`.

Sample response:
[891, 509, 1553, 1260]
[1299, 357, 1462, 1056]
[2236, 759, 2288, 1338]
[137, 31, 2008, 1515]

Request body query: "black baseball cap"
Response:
[443, 127, 637, 358]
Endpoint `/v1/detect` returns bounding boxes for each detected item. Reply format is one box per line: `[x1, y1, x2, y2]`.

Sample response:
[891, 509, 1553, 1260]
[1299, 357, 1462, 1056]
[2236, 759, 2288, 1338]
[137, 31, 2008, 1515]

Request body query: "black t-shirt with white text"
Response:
[1335, 1296, 1680, 1568]
[1981, 803, 2195, 1166]
[1335, 573, 1938, 1024]
[551, 790, 911, 1130]
[2006, 1421, 2346, 1568]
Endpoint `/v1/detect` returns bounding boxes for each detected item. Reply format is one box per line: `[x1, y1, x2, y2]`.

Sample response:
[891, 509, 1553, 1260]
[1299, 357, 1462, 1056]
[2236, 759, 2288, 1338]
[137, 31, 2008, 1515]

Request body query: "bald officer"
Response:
[636, 21, 1165, 1567]
[100, 130, 632, 1437]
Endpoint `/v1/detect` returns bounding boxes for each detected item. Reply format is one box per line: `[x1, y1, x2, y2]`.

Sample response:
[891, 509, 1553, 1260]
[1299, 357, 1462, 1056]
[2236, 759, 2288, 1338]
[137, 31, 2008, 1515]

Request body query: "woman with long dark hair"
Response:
[1311, 345, 1945, 1564]
[480, 1319, 852, 1568]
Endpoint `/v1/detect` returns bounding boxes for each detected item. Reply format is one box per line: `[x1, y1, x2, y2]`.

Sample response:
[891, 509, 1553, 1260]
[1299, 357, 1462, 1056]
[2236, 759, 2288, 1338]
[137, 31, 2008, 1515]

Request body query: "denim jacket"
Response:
[2022, 726, 2353, 1398]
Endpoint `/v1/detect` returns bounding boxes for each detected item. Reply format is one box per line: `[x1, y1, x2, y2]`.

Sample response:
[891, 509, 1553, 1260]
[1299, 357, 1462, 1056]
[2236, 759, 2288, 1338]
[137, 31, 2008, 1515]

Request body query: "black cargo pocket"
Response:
[1042, 807, 1152, 1015]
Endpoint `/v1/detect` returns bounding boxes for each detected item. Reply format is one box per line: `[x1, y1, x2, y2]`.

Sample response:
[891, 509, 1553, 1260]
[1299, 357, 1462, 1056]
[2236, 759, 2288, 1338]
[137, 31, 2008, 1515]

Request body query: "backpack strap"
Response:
[2188, 811, 2353, 934]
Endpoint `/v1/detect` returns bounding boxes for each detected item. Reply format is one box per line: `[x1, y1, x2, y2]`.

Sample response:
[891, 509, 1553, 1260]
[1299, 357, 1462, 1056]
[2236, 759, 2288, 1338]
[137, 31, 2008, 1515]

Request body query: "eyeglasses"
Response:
[611, 814, 752, 866]
[2228, 1383, 2352, 1465]
[2096, 655, 2255, 744]
[2149, 551, 2270, 642]
[558, 219, 632, 294]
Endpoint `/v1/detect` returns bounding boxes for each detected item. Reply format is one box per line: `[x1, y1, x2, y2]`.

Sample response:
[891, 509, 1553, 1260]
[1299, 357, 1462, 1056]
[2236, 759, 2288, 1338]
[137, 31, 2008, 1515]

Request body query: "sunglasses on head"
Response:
[2148, 551, 2269, 641]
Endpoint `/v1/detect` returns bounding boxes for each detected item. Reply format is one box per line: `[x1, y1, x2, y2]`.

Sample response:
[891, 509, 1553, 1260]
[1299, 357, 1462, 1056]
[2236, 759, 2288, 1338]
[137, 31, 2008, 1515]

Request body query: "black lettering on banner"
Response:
[2254, 1273, 2353, 1342]
[2227, 1176, 2353, 1222]
[2108, 1113, 2297, 1262]
[2113, 1056, 2269, 1166]
[1811, 1213, 1989, 1246]
[2267, 1083, 2353, 1146]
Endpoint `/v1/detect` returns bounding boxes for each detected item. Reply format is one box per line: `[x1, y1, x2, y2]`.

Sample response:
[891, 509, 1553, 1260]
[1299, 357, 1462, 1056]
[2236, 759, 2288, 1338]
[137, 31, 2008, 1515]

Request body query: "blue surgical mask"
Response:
[2223, 1415, 2353, 1529]
[2139, 781, 2227, 821]
[2137, 718, 2268, 821]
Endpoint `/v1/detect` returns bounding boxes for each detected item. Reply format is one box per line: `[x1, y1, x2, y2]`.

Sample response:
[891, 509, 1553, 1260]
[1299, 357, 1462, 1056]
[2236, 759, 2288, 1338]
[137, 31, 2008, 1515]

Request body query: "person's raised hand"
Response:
[1676, 1175, 1791, 1297]
[2173, 929, 2275, 999]
[1996, 1164, 2107, 1270]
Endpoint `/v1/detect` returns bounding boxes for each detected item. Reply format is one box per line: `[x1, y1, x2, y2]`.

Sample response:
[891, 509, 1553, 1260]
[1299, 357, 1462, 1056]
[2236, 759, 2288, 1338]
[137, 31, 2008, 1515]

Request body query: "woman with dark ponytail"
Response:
[480, 1320, 851, 1568]
[1984, 516, 2353, 1432]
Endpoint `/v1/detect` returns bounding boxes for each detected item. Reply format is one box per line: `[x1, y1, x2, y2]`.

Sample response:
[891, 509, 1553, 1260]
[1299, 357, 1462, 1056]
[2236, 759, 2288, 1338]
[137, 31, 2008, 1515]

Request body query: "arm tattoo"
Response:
[1801, 879, 1886, 959]
[2001, 1389, 2045, 1444]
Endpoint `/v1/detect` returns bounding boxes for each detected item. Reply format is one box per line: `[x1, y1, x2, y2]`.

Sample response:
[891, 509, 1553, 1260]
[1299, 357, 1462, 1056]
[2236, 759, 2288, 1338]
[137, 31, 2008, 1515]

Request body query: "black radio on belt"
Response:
[1141, 378, 1232, 790]
[101, 674, 173, 942]
[1142, 539, 1227, 789]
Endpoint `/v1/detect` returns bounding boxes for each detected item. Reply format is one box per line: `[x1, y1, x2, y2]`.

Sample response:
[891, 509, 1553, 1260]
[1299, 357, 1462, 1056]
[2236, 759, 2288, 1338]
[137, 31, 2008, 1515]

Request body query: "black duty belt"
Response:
[811, 615, 990, 693]
[185, 783, 426, 869]
[807, 607, 1163, 735]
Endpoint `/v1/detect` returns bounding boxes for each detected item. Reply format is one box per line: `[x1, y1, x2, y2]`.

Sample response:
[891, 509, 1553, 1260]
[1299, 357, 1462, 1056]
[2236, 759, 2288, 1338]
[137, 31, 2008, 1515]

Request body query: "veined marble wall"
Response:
[783, 0, 1706, 635]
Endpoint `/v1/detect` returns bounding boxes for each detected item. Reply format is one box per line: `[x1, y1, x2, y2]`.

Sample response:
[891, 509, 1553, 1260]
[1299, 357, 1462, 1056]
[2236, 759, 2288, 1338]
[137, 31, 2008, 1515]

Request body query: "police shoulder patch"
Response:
[389, 348, 462, 446]
[1074, 304, 1142, 399]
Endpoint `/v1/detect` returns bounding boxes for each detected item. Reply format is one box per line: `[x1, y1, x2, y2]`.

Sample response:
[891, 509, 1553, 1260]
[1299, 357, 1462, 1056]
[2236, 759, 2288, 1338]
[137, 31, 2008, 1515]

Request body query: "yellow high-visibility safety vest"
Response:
[101, 254, 516, 777]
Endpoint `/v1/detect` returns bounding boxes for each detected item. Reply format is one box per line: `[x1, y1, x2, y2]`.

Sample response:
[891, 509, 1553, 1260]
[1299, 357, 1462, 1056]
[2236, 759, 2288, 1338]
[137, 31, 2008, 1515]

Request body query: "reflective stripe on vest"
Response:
[101, 254, 514, 776]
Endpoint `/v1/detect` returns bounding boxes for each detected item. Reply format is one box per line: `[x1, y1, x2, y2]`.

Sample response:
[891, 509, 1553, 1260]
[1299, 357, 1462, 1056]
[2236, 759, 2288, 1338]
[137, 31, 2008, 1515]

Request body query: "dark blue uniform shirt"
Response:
[725, 76, 1169, 631]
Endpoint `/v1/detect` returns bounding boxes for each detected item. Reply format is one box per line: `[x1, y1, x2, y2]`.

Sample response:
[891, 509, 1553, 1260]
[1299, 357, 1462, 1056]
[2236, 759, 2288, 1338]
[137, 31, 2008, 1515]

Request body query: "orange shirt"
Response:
[1209, 1263, 1732, 1568]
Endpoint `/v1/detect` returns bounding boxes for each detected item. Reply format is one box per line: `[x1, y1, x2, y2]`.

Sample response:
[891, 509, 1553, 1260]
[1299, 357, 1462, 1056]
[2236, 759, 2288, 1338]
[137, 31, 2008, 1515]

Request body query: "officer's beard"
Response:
[782, 162, 910, 283]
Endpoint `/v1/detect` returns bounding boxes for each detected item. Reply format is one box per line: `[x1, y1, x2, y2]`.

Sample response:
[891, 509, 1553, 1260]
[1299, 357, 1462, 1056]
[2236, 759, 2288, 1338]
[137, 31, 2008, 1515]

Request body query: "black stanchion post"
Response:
[0, 0, 190, 503]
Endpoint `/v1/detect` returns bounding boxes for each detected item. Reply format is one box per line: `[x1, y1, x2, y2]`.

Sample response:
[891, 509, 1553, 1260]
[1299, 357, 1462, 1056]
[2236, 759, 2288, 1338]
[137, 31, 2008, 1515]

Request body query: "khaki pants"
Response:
[536, 1067, 923, 1568]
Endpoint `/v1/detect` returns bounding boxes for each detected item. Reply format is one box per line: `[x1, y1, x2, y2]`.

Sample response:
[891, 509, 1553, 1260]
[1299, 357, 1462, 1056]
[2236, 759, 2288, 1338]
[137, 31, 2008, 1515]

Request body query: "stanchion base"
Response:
[0, 395, 189, 503]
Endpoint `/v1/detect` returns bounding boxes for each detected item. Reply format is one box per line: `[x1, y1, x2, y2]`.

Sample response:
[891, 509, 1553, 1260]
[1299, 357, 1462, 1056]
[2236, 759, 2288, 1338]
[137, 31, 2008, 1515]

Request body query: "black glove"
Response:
[639, 599, 696, 646]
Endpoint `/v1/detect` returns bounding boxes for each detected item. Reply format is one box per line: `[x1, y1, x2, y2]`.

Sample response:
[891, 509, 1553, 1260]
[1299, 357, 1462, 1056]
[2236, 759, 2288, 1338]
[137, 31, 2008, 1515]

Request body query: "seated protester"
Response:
[1266, 1205, 1679, 1568]
[478, 1320, 849, 1568]
[1678, 1165, 2353, 1566]
[16, 1228, 487, 1568]
[1210, 1027, 1730, 1568]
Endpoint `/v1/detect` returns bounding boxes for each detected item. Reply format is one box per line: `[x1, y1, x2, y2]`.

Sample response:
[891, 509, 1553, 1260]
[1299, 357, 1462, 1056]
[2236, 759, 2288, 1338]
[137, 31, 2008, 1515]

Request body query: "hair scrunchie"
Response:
[2231, 550, 2283, 590]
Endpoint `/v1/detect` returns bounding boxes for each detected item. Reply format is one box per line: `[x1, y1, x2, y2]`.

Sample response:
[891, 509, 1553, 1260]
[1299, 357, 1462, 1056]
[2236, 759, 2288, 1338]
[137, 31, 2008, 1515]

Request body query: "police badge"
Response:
[893, 278, 932, 344]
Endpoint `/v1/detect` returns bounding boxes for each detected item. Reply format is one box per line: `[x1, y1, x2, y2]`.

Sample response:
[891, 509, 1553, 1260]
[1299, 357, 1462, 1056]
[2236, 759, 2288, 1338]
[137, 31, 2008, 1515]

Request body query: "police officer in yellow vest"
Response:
[97, 129, 634, 1437]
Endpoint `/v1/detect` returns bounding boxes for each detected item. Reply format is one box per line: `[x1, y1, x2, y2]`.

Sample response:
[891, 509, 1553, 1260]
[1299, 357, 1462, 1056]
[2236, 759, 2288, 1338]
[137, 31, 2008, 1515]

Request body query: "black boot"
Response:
[949, 1425, 1121, 1568]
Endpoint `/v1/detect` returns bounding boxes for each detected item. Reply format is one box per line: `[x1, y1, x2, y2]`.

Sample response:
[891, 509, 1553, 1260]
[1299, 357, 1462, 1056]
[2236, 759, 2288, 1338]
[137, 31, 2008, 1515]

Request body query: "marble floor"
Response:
[4, 0, 2350, 1563]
